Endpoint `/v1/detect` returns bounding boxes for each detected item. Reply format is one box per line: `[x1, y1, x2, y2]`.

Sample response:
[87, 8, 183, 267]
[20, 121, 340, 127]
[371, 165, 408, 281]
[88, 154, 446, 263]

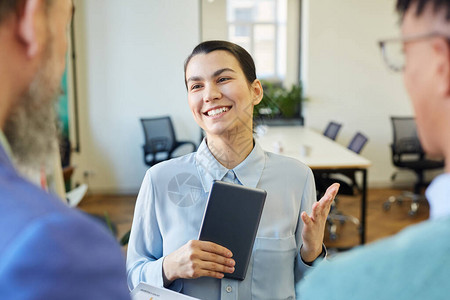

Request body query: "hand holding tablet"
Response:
[198, 180, 267, 280]
[162, 180, 266, 283]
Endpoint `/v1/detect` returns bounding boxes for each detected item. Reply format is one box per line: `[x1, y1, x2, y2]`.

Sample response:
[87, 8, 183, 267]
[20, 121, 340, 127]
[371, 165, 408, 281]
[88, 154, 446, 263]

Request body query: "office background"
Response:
[67, 0, 430, 194]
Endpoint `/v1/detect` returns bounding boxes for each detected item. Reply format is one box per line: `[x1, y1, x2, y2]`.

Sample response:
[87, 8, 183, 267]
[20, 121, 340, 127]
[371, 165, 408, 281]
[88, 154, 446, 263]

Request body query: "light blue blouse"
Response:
[127, 139, 317, 299]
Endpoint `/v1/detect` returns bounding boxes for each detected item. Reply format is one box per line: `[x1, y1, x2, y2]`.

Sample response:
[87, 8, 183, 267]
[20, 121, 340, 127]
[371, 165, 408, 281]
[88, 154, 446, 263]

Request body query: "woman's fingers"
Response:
[301, 211, 312, 226]
[197, 240, 233, 258]
[301, 183, 340, 259]
[164, 240, 235, 281]
[313, 183, 340, 219]
[190, 240, 235, 268]
[324, 183, 340, 202]
[203, 260, 235, 275]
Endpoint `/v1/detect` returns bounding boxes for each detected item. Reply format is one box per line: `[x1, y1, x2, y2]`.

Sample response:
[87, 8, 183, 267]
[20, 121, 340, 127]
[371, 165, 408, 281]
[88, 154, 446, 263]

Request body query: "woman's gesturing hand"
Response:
[162, 240, 235, 285]
[300, 183, 340, 263]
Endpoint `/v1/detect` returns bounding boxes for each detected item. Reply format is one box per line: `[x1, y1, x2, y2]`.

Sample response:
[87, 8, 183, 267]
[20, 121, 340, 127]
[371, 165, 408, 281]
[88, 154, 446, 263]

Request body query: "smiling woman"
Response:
[185, 49, 262, 163]
[126, 40, 339, 300]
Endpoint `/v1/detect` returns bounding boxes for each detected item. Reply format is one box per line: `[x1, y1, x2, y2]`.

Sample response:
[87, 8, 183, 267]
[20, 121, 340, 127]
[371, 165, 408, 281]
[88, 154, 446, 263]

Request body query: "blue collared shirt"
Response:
[127, 139, 317, 299]
[426, 173, 450, 220]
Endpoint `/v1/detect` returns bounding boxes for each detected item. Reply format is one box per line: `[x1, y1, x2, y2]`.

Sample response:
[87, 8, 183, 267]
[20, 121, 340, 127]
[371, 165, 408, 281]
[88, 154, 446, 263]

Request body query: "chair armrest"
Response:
[172, 140, 197, 154]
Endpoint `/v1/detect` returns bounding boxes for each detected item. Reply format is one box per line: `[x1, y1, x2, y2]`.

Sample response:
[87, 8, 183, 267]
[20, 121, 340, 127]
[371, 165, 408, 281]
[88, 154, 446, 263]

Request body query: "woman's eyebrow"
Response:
[213, 68, 236, 77]
[187, 68, 236, 84]
[186, 75, 203, 84]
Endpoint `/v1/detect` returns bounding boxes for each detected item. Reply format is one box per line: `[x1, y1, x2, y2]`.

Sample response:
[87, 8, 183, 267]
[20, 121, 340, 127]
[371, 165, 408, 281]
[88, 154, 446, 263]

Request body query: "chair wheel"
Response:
[357, 226, 363, 234]
[383, 202, 391, 211]
[330, 233, 338, 241]
[408, 210, 417, 217]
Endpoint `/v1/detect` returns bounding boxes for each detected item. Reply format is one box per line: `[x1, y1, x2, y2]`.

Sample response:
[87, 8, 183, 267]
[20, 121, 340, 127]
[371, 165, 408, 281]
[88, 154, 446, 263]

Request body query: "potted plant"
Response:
[254, 80, 306, 124]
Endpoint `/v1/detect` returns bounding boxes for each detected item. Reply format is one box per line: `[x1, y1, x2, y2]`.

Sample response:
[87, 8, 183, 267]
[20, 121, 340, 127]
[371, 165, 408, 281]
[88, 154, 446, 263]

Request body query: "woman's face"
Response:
[185, 50, 262, 139]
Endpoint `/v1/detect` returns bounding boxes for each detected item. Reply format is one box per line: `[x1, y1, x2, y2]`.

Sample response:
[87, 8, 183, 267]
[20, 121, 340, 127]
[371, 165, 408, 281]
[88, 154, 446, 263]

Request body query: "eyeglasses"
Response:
[378, 32, 450, 72]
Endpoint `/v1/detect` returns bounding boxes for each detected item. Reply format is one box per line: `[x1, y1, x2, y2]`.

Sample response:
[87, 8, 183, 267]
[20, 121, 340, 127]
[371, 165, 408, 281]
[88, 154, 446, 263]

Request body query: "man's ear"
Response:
[17, 0, 42, 58]
[433, 38, 450, 98]
[251, 79, 264, 105]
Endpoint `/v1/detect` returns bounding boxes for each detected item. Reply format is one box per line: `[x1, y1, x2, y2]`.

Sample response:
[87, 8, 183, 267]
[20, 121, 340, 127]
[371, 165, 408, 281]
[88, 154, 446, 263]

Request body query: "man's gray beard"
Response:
[4, 46, 60, 174]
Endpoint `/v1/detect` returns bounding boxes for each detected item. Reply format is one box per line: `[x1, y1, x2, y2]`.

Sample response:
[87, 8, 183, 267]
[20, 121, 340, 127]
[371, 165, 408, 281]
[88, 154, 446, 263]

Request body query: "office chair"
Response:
[140, 116, 196, 167]
[348, 132, 369, 154]
[315, 131, 368, 241]
[383, 117, 444, 216]
[323, 121, 342, 141]
[317, 132, 369, 195]
[336, 132, 369, 194]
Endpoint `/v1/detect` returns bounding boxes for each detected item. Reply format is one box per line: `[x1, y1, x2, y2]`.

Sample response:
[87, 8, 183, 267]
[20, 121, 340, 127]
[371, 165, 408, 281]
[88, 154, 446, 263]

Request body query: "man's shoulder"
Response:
[316, 218, 450, 271]
[337, 217, 450, 261]
[0, 165, 129, 299]
[0, 165, 73, 223]
[0, 210, 130, 298]
[0, 165, 119, 255]
[298, 218, 450, 299]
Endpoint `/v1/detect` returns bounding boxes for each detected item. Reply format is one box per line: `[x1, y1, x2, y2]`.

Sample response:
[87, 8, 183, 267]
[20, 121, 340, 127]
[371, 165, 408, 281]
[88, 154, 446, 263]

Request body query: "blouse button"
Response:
[226, 285, 232, 293]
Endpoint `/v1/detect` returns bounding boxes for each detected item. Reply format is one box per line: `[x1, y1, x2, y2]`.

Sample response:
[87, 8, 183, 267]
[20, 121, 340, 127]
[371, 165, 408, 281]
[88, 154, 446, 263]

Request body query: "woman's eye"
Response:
[218, 77, 230, 83]
[191, 84, 202, 91]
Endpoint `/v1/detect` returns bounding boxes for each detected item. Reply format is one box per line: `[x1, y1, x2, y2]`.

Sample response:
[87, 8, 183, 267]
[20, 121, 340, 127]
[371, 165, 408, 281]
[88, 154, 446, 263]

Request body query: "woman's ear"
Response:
[251, 79, 263, 105]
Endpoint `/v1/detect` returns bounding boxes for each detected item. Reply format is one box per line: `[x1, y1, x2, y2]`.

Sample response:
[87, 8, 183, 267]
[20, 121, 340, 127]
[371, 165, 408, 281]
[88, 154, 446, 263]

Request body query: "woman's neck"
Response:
[205, 128, 254, 169]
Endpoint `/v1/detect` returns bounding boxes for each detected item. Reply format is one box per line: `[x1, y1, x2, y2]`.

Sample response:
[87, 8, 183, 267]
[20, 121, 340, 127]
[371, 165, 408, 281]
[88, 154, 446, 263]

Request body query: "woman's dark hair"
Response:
[184, 40, 257, 88]
[396, 0, 450, 20]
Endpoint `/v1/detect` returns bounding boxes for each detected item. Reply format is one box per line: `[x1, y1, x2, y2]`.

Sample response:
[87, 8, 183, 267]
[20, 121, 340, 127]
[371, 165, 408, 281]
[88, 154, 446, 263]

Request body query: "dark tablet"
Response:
[198, 180, 267, 281]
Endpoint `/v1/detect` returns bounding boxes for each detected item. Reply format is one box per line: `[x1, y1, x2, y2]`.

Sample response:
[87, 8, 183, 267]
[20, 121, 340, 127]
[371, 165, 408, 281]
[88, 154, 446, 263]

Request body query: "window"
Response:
[227, 0, 287, 81]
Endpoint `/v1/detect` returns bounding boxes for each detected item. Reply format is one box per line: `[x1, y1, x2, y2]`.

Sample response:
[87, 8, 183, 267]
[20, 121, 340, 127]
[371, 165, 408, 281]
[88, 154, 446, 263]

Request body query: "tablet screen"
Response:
[198, 180, 267, 280]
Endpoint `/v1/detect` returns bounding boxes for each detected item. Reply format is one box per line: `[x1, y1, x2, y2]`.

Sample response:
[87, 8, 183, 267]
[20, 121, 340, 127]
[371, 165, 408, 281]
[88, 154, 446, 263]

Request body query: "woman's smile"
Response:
[203, 106, 232, 118]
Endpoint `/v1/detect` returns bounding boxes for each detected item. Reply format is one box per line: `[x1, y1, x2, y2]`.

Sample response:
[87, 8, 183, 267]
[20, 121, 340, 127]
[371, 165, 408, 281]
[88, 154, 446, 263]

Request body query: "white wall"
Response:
[71, 0, 201, 193]
[285, 0, 301, 88]
[201, 0, 228, 41]
[69, 0, 434, 193]
[302, 0, 418, 186]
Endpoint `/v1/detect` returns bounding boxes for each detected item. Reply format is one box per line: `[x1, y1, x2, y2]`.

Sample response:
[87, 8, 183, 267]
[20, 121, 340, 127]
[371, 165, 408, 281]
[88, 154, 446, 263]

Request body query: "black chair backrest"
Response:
[323, 121, 342, 140]
[140, 117, 176, 152]
[348, 132, 368, 154]
[391, 117, 423, 155]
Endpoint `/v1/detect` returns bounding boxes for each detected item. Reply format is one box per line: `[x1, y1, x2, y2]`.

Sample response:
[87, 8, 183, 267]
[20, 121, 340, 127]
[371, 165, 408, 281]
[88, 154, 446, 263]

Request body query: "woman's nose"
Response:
[203, 83, 221, 102]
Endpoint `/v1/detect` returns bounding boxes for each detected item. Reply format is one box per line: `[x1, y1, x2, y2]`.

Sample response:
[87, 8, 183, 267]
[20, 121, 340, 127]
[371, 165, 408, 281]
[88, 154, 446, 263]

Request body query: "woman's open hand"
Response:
[162, 240, 235, 285]
[300, 183, 340, 263]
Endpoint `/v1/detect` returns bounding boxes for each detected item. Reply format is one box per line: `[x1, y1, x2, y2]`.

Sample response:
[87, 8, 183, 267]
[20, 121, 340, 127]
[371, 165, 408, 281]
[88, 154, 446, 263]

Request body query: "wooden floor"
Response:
[78, 187, 429, 255]
[323, 188, 428, 250]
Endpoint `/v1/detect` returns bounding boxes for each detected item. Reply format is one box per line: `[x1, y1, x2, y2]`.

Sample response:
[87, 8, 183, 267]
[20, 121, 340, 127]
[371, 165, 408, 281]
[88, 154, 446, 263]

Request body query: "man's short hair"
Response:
[397, 0, 450, 20]
[0, 0, 53, 25]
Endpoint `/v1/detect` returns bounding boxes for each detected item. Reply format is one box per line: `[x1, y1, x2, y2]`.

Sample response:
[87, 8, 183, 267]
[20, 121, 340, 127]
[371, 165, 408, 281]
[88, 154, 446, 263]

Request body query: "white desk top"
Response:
[255, 126, 371, 170]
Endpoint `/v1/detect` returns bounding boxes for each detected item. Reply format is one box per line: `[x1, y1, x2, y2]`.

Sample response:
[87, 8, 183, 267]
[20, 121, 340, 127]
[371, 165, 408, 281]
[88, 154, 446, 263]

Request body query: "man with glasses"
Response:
[298, 0, 450, 299]
[0, 1, 129, 298]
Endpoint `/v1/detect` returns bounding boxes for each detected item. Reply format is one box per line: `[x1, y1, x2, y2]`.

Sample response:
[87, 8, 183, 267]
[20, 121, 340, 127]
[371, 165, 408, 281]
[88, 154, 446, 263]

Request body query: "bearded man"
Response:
[0, 1, 129, 298]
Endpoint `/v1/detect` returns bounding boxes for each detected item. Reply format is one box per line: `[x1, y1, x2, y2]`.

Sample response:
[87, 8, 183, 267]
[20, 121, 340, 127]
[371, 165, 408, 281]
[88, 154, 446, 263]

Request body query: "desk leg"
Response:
[360, 169, 367, 244]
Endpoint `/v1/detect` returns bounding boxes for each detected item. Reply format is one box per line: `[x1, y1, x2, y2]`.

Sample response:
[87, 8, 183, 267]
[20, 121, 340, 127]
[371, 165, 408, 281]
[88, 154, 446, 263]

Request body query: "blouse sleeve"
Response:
[126, 170, 181, 291]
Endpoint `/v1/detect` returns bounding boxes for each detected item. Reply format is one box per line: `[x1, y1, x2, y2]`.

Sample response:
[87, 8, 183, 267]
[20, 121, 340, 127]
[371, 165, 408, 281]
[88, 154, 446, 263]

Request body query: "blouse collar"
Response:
[195, 138, 266, 192]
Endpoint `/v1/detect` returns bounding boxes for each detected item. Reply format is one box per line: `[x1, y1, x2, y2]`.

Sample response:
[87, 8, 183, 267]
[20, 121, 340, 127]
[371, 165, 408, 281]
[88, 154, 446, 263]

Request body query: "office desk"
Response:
[255, 126, 371, 244]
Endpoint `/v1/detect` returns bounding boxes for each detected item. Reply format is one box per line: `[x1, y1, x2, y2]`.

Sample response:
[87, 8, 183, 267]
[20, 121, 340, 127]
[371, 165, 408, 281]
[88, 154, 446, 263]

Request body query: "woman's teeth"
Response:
[207, 107, 229, 117]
